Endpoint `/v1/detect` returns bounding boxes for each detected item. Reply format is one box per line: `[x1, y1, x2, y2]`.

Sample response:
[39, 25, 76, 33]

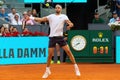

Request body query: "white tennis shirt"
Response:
[47, 14, 69, 37]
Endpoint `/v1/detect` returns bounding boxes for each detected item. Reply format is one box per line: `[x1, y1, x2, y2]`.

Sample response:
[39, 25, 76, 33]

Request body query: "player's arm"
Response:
[30, 16, 48, 23]
[65, 20, 74, 30]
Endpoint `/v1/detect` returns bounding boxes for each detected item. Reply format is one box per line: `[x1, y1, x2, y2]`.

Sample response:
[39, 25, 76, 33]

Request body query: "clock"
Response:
[70, 35, 87, 51]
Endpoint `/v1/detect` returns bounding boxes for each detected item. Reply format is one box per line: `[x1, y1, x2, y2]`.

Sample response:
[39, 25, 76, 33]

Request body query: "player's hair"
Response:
[55, 4, 62, 9]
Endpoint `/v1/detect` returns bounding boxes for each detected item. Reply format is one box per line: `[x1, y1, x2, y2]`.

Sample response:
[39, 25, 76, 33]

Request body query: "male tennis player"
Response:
[30, 4, 80, 78]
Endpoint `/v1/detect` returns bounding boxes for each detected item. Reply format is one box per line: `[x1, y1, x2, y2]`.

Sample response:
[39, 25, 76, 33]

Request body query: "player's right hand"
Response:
[29, 16, 35, 20]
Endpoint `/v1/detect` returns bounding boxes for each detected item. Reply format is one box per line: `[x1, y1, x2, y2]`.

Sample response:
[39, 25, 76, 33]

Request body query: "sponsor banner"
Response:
[24, 0, 87, 3]
[0, 37, 49, 65]
[116, 36, 120, 63]
[89, 30, 112, 56]
[67, 30, 113, 62]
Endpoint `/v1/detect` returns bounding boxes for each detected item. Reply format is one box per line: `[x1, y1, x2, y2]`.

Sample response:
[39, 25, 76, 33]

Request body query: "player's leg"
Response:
[51, 43, 61, 64]
[62, 45, 81, 76]
[42, 37, 56, 78]
[63, 37, 68, 62]
[62, 45, 76, 64]
[56, 43, 61, 64]
[42, 47, 55, 78]
[51, 53, 54, 64]
[47, 48, 55, 67]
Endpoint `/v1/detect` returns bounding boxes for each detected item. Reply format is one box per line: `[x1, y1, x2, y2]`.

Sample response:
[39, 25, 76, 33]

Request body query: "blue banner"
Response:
[24, 0, 44, 3]
[0, 37, 49, 65]
[53, 0, 87, 3]
[116, 36, 120, 63]
[24, 0, 87, 3]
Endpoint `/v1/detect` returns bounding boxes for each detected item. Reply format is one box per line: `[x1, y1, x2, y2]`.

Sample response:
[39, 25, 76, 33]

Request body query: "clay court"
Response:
[0, 63, 120, 80]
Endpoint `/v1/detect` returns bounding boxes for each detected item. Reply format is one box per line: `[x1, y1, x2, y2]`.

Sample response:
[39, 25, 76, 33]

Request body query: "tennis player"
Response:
[30, 4, 80, 78]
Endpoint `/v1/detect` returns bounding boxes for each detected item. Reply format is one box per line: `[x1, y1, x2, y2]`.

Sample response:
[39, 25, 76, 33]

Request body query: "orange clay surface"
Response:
[0, 63, 120, 80]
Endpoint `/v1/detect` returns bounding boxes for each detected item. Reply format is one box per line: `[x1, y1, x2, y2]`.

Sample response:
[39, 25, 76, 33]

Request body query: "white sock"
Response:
[46, 67, 51, 74]
[74, 64, 78, 67]
[46, 67, 50, 70]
